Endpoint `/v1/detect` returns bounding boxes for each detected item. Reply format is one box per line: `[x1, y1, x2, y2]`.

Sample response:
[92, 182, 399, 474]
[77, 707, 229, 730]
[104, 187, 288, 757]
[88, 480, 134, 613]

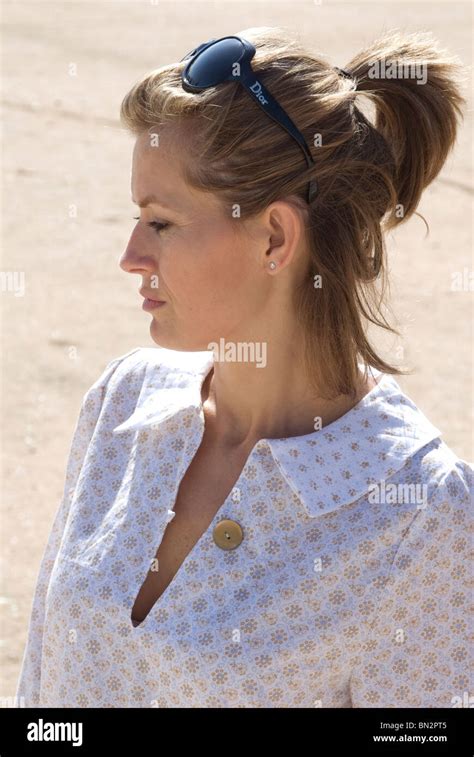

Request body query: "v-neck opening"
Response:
[128, 433, 267, 631]
[129, 359, 265, 631]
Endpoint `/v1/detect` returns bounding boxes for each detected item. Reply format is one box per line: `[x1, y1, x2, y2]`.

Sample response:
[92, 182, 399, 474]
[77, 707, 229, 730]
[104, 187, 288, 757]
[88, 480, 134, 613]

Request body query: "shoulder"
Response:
[371, 436, 473, 587]
[80, 347, 212, 434]
[386, 438, 473, 552]
[89, 346, 211, 394]
[387, 439, 472, 584]
[400, 436, 473, 506]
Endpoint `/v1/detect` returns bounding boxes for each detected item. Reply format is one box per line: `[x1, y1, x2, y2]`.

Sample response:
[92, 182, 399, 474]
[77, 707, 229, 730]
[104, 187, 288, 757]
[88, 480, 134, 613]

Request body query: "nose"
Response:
[119, 247, 138, 274]
[119, 229, 154, 275]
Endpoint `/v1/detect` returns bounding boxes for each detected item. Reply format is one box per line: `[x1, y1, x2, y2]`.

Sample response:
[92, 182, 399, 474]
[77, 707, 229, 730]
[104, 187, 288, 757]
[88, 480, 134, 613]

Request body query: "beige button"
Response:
[213, 519, 244, 550]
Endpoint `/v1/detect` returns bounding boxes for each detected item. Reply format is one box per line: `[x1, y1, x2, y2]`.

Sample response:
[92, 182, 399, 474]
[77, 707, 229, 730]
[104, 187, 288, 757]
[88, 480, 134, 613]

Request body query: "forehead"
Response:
[130, 129, 224, 216]
[132, 128, 177, 166]
[131, 130, 182, 204]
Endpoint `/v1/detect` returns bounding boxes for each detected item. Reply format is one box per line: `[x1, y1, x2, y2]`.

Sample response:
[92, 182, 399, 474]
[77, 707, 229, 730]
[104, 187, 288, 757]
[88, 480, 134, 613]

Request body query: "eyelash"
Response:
[132, 216, 169, 234]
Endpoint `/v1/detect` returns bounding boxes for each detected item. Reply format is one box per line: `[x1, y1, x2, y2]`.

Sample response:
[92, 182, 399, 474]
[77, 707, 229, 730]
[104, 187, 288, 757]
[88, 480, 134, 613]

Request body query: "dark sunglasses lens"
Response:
[185, 38, 244, 88]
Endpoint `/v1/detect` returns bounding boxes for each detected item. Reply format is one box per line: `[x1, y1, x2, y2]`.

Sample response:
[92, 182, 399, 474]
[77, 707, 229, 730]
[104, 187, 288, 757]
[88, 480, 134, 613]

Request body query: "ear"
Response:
[259, 199, 305, 273]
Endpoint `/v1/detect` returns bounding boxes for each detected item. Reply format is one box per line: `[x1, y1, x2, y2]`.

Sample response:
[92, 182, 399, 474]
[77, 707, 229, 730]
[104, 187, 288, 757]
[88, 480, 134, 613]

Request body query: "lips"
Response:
[140, 290, 166, 312]
[139, 290, 164, 303]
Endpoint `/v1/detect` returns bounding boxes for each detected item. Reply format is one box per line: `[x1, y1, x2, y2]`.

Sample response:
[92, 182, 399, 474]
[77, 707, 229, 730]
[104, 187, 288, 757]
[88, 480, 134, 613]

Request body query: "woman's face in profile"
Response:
[120, 129, 271, 352]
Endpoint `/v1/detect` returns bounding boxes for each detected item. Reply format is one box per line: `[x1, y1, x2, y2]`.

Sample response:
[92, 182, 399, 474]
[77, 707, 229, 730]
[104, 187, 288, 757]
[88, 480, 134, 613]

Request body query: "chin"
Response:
[149, 324, 210, 353]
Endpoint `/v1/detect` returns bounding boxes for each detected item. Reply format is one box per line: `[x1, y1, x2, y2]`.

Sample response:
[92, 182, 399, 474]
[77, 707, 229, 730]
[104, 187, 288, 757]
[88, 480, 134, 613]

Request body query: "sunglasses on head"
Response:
[180, 35, 318, 205]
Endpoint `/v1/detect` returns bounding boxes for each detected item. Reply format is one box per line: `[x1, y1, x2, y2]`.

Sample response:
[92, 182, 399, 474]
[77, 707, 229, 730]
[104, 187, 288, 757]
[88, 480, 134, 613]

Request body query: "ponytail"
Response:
[345, 29, 466, 227]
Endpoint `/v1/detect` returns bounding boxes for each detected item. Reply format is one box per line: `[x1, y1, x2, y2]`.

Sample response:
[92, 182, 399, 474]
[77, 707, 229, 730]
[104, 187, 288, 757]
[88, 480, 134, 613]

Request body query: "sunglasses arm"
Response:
[238, 70, 317, 202]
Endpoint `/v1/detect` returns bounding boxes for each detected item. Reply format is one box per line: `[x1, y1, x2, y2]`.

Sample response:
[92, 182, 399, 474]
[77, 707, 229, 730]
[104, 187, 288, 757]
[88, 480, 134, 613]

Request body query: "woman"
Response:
[16, 27, 472, 708]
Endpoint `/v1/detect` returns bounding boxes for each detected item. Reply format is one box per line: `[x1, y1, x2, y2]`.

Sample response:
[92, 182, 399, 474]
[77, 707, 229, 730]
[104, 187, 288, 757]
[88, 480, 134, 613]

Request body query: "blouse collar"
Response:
[112, 349, 442, 518]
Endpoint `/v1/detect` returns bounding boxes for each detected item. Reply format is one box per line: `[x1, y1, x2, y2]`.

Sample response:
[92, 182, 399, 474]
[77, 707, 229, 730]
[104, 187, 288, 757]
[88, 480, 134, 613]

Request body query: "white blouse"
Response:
[15, 347, 473, 708]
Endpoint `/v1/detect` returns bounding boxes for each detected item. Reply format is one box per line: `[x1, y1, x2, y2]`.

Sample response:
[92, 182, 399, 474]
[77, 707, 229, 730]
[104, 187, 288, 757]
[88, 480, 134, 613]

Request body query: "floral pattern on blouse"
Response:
[15, 347, 473, 708]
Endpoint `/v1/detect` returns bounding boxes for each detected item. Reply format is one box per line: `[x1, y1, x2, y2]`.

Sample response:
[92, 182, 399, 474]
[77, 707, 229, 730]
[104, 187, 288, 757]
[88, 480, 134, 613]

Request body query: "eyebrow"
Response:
[131, 193, 173, 209]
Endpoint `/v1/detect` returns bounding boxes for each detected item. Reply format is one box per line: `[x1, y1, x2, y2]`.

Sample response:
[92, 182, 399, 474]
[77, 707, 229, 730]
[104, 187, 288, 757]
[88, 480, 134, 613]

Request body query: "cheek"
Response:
[163, 224, 252, 305]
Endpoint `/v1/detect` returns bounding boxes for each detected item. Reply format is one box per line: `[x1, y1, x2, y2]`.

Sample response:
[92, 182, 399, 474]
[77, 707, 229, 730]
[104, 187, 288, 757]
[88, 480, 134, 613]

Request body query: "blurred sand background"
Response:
[1, 0, 472, 698]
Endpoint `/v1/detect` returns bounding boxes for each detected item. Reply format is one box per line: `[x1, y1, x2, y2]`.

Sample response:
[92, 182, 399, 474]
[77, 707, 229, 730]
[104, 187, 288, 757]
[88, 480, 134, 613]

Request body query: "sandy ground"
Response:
[1, 1, 472, 699]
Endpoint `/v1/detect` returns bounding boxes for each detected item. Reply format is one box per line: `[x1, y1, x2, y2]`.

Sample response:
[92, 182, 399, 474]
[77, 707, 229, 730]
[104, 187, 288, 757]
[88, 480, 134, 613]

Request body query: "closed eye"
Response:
[132, 217, 169, 234]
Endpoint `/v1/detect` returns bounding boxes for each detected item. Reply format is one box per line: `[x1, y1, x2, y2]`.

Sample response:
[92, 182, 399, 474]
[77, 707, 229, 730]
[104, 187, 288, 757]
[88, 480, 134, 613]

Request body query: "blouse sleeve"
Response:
[349, 459, 473, 708]
[14, 351, 138, 707]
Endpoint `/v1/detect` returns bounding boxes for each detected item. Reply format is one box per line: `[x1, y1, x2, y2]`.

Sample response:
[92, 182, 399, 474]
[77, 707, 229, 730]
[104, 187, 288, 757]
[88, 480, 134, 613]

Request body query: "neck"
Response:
[200, 348, 375, 451]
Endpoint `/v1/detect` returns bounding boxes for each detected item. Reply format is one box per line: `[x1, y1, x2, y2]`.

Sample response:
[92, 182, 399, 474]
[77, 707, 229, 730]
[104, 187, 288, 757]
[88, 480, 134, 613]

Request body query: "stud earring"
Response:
[269, 261, 277, 270]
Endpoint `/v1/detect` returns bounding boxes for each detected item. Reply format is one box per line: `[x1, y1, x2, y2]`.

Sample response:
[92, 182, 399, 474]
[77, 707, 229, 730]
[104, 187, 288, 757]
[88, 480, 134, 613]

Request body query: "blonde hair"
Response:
[120, 27, 466, 399]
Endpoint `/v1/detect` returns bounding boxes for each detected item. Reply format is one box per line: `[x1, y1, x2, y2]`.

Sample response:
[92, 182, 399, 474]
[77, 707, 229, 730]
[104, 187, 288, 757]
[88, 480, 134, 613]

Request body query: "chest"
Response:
[130, 441, 249, 626]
